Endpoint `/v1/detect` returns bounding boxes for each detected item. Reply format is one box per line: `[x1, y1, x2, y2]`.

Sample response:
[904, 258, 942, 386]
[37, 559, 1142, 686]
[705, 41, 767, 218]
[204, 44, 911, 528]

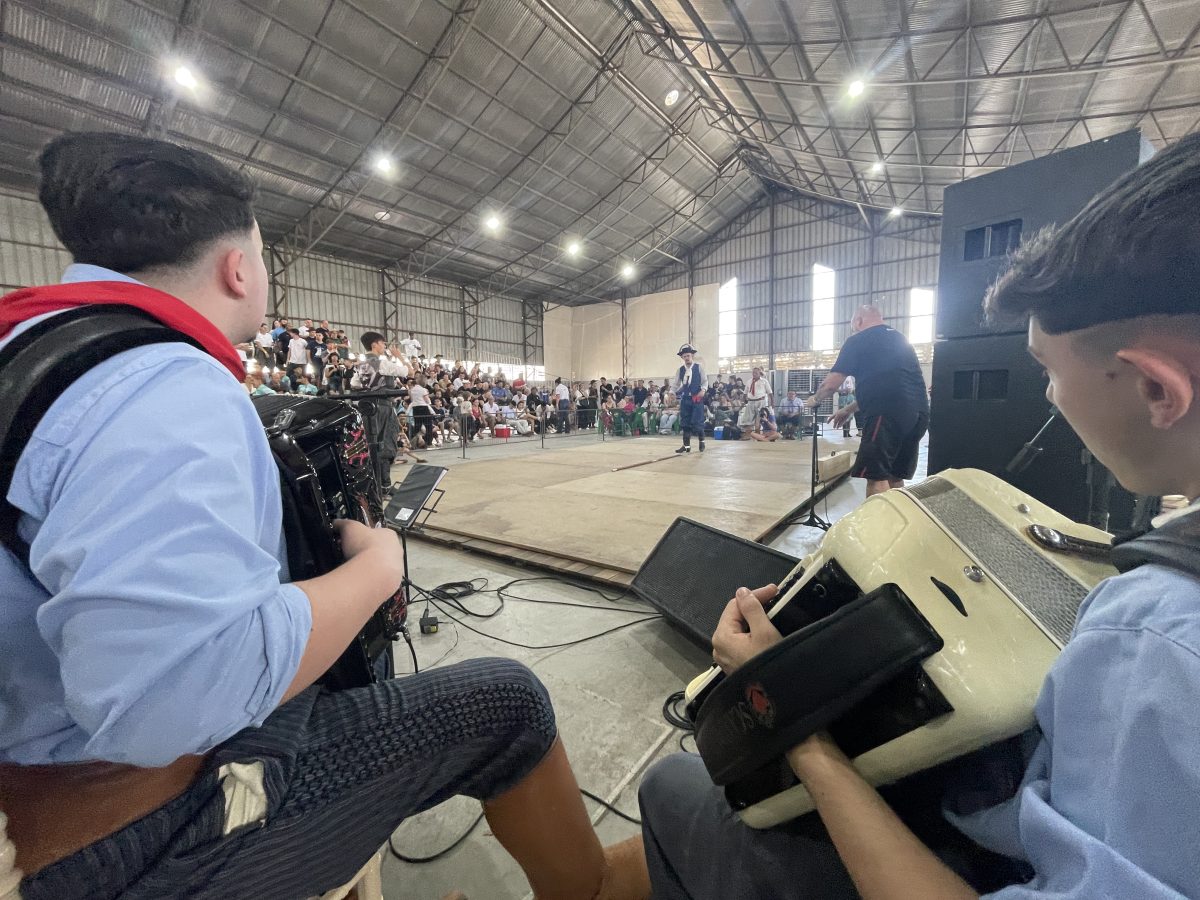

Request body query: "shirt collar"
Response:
[61, 263, 144, 285]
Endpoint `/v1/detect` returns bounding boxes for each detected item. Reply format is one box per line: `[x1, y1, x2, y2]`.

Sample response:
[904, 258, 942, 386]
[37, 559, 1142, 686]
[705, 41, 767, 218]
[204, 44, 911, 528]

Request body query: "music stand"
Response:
[384, 464, 448, 609]
[795, 405, 832, 531]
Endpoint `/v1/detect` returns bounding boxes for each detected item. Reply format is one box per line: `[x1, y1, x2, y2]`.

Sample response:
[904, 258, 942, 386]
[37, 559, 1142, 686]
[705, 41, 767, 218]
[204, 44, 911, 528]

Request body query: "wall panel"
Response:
[635, 191, 942, 364]
[0, 190, 73, 292]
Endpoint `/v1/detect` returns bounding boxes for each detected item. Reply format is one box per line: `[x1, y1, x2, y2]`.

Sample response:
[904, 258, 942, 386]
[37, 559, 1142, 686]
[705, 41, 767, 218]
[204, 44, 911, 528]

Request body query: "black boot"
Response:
[698, 438, 706, 452]
[676, 433, 691, 454]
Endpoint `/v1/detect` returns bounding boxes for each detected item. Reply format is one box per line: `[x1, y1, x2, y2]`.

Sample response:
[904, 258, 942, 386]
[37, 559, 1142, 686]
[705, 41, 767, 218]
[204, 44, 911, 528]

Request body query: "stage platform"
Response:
[411, 435, 857, 585]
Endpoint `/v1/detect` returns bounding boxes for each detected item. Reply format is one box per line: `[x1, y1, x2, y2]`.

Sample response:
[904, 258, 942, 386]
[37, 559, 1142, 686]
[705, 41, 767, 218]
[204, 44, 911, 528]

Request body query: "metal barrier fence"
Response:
[397, 403, 680, 460]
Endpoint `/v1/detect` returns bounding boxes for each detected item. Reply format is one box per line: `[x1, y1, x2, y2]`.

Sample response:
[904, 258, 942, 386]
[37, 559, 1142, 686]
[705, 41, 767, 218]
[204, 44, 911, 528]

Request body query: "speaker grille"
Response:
[909, 479, 1088, 646]
[632, 518, 799, 649]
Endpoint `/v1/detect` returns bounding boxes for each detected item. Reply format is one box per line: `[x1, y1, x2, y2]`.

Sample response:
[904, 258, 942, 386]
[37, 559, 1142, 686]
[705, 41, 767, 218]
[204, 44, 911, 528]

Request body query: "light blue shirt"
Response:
[951, 540, 1200, 898]
[0, 265, 311, 766]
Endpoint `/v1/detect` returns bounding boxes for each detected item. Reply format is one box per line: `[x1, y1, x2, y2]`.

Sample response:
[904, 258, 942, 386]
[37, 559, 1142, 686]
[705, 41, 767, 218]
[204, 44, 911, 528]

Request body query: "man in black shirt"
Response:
[806, 305, 928, 497]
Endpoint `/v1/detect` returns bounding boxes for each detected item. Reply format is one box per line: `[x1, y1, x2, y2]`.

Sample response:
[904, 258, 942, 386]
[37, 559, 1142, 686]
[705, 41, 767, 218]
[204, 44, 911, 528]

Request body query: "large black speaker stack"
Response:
[929, 130, 1151, 529]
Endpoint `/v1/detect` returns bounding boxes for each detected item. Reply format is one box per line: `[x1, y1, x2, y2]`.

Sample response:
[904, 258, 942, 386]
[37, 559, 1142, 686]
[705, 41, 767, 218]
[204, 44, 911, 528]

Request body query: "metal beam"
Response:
[142, 0, 211, 137]
[269, 245, 290, 320]
[462, 102, 729, 302]
[387, 30, 661, 286]
[461, 287, 481, 357]
[634, 5, 1198, 87]
[273, 0, 482, 269]
[381, 267, 402, 344]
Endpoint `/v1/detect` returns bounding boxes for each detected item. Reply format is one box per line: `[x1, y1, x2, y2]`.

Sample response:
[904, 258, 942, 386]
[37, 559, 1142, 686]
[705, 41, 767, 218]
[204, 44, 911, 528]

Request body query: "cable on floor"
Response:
[387, 788, 641, 864]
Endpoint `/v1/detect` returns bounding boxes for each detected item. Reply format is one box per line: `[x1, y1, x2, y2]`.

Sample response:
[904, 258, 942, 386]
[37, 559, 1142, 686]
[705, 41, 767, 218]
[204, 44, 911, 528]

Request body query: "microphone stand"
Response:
[1006, 408, 1059, 475]
[796, 402, 832, 531]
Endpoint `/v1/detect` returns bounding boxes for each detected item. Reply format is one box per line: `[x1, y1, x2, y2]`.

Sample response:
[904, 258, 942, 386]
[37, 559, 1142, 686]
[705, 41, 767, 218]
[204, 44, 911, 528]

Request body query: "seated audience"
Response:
[777, 390, 805, 439]
[658, 393, 679, 434]
[748, 406, 781, 442]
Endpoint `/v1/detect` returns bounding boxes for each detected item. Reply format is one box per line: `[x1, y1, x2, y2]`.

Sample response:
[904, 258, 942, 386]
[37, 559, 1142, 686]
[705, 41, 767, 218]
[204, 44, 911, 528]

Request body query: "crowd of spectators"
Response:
[240, 318, 858, 448]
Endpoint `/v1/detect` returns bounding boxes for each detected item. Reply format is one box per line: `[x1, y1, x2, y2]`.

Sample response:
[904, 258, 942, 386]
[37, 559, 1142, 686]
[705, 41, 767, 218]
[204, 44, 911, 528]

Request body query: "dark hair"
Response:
[986, 132, 1200, 334]
[38, 132, 256, 273]
[360, 331, 385, 350]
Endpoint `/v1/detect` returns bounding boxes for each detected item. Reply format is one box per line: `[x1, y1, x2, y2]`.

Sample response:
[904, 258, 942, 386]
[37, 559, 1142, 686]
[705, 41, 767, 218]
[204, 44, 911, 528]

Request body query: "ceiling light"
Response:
[621, 263, 635, 280]
[847, 79, 865, 98]
[373, 155, 394, 175]
[664, 89, 680, 107]
[869, 161, 884, 175]
[484, 214, 502, 233]
[566, 240, 581, 257]
[173, 65, 198, 90]
[889, 206, 904, 218]
[374, 210, 391, 222]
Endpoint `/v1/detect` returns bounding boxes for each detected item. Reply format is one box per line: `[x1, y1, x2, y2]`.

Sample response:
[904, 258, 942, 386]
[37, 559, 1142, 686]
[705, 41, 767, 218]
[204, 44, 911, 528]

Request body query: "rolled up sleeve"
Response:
[31, 358, 312, 766]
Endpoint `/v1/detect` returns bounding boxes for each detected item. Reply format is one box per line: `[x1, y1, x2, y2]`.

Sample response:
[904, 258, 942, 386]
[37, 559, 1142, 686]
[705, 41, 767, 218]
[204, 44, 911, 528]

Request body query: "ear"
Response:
[220, 246, 248, 299]
[1116, 348, 1194, 430]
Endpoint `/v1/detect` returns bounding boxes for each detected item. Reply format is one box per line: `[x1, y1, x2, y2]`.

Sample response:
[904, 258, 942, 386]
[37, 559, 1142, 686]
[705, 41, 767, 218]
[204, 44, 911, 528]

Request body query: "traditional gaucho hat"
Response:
[677, 343, 698, 356]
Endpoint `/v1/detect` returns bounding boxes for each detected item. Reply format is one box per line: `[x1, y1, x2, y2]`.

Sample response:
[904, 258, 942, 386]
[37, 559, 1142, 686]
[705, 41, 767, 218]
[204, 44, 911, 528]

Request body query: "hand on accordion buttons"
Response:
[712, 585, 781, 675]
[334, 519, 405, 582]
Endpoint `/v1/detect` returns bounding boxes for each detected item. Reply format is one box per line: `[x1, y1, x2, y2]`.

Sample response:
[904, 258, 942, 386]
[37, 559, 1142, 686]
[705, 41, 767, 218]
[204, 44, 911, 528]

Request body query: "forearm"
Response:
[283, 545, 404, 699]
[787, 741, 977, 900]
[810, 373, 847, 404]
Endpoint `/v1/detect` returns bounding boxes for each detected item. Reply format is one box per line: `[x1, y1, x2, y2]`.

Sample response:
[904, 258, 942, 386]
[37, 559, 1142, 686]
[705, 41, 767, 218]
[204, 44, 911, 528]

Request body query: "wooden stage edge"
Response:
[410, 470, 851, 589]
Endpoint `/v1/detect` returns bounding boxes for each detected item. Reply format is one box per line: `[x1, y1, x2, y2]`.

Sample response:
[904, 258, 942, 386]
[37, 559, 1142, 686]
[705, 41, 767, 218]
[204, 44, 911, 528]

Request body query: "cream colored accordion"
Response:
[684, 468, 1115, 829]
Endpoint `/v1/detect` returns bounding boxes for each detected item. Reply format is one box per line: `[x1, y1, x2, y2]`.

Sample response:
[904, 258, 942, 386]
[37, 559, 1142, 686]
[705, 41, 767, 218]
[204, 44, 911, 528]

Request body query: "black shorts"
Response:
[853, 411, 928, 481]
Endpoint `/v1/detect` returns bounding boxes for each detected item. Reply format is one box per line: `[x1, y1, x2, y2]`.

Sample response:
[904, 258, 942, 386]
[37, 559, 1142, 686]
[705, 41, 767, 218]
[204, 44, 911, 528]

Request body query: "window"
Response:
[964, 219, 1023, 261]
[718, 277, 738, 360]
[908, 287, 935, 344]
[812, 264, 835, 351]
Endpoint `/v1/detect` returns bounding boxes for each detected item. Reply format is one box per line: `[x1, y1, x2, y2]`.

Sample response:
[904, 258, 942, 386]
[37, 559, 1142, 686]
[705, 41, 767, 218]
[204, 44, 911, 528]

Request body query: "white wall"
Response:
[571, 301, 622, 381]
[539, 283, 719, 382]
[542, 304, 574, 378]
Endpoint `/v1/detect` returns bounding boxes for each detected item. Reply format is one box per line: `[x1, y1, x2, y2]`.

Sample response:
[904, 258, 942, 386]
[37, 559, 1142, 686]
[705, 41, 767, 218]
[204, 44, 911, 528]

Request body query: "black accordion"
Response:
[252, 394, 407, 690]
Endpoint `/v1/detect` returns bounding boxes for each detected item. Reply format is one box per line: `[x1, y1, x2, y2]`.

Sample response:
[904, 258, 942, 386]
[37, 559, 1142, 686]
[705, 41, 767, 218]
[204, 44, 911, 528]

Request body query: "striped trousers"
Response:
[20, 658, 556, 900]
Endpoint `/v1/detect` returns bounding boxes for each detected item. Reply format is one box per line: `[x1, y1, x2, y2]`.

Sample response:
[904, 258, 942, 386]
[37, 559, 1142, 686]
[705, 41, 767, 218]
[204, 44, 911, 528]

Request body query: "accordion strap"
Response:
[0, 306, 200, 568]
[1111, 510, 1200, 579]
[693, 584, 943, 786]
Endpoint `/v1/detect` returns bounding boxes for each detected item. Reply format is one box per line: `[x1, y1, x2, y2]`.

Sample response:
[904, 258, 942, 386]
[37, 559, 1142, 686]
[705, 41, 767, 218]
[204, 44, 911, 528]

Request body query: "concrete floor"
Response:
[380, 428, 923, 900]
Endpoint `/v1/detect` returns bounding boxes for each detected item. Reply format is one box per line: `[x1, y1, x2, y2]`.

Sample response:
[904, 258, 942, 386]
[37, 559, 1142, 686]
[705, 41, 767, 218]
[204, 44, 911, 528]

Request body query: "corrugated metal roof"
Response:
[0, 0, 1195, 303]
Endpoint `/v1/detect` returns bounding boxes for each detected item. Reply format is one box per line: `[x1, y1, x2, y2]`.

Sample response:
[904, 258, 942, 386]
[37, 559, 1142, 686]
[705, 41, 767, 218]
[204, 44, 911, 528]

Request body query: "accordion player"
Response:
[684, 468, 1115, 829]
[252, 393, 407, 691]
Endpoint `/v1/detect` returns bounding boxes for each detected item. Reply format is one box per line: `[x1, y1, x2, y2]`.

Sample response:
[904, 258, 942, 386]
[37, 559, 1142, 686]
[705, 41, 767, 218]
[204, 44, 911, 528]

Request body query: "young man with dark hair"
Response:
[807, 305, 929, 497]
[0, 133, 648, 900]
[635, 133, 1200, 899]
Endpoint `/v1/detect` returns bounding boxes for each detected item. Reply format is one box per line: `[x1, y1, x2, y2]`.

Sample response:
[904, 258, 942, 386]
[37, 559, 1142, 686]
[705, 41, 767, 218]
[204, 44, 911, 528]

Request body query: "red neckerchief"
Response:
[0, 281, 245, 381]
[750, 374, 762, 398]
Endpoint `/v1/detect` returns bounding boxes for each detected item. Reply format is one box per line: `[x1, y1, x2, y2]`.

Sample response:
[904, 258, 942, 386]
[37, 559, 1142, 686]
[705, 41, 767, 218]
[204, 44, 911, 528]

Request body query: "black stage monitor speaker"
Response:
[928, 333, 1136, 530]
[632, 518, 799, 651]
[936, 129, 1151, 341]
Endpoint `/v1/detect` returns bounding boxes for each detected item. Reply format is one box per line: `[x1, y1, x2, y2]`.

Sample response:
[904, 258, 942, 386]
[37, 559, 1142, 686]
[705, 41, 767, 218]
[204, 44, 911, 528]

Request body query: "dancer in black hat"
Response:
[673, 343, 706, 453]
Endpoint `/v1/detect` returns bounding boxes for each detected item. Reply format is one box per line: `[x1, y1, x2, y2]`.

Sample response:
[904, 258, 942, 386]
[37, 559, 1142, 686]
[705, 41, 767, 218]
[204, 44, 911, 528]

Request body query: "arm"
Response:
[829, 400, 858, 426]
[807, 371, 848, 407]
[788, 737, 976, 900]
[711, 588, 977, 900]
[282, 521, 404, 700]
[34, 359, 316, 765]
[377, 354, 408, 377]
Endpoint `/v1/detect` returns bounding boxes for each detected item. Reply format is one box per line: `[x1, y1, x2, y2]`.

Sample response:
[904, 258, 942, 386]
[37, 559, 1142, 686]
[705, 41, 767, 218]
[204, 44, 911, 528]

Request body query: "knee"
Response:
[638, 753, 710, 827]
[472, 658, 556, 737]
